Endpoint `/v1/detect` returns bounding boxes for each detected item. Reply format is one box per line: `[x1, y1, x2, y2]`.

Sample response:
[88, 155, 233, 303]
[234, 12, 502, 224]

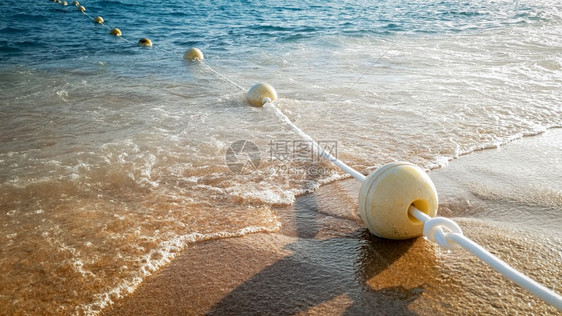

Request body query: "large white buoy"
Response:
[183, 48, 204, 61]
[247, 83, 277, 107]
[359, 162, 438, 239]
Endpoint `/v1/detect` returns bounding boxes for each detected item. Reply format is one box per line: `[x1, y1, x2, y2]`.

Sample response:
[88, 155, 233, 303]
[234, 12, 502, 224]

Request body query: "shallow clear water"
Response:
[1, 0, 561, 314]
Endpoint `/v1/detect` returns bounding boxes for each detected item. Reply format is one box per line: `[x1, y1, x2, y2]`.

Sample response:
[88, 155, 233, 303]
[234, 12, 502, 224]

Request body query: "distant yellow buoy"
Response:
[247, 83, 278, 107]
[109, 28, 122, 36]
[138, 38, 153, 47]
[358, 162, 438, 240]
[78, 5, 85, 12]
[62, 1, 68, 5]
[93, 16, 104, 24]
[72, 1, 79, 6]
[55, 0, 61, 3]
[183, 48, 204, 61]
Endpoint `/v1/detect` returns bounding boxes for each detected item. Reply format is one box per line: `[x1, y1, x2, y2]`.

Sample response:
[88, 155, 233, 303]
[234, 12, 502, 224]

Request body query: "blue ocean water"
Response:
[0, 0, 552, 75]
[1, 0, 561, 314]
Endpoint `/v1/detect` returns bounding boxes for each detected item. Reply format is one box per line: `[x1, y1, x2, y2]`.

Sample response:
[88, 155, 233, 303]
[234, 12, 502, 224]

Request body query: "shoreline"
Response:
[103, 129, 562, 315]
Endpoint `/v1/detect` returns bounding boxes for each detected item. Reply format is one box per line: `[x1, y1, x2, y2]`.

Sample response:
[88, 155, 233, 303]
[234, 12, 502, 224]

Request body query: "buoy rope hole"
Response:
[46, 0, 562, 311]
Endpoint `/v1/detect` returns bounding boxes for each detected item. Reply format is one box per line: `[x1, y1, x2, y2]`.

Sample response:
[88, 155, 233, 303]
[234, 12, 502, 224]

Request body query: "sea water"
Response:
[1, 0, 561, 314]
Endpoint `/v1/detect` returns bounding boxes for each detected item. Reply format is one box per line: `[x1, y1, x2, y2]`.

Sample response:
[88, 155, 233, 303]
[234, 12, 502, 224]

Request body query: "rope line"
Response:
[409, 207, 562, 311]
[200, 62, 246, 92]
[264, 102, 366, 182]
[447, 233, 562, 310]
[82, 11, 94, 21]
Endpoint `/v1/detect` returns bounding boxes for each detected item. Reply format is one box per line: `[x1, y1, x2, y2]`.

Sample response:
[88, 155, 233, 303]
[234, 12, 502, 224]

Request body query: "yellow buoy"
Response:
[138, 38, 153, 47]
[56, 0, 61, 3]
[183, 48, 204, 61]
[62, 1, 68, 5]
[93, 16, 104, 24]
[358, 162, 438, 240]
[78, 5, 85, 12]
[109, 28, 122, 36]
[72, 1, 79, 6]
[246, 83, 278, 107]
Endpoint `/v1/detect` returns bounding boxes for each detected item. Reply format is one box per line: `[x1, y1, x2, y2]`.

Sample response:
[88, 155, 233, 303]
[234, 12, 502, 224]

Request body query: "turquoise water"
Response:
[1, 0, 561, 314]
[1, 1, 556, 76]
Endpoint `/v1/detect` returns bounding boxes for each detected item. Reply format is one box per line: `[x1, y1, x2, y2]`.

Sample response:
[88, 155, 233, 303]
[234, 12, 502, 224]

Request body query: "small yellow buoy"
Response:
[72, 1, 79, 6]
[55, 0, 61, 3]
[183, 48, 204, 61]
[358, 162, 438, 240]
[109, 28, 122, 36]
[78, 5, 85, 12]
[246, 83, 277, 107]
[93, 16, 104, 24]
[138, 38, 153, 47]
[62, 1, 68, 5]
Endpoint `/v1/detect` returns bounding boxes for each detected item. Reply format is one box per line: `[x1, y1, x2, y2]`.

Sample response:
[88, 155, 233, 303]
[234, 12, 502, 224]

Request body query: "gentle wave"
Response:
[78, 223, 281, 315]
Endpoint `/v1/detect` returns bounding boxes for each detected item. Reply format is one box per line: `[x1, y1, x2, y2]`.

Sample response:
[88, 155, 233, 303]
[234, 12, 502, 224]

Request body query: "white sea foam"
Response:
[78, 222, 281, 315]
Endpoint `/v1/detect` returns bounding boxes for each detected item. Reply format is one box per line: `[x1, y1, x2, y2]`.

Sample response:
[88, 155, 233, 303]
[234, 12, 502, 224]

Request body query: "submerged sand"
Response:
[104, 129, 562, 315]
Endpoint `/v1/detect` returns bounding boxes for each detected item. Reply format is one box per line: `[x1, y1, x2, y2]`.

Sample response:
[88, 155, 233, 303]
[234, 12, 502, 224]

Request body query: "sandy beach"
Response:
[103, 129, 561, 315]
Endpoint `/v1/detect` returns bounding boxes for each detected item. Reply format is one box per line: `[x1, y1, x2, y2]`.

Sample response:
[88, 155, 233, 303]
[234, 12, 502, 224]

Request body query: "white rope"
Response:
[263, 102, 367, 182]
[82, 11, 95, 21]
[409, 206, 562, 311]
[199, 62, 246, 92]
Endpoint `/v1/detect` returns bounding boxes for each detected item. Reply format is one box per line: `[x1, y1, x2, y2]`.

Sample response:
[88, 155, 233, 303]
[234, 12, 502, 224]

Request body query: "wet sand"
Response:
[104, 129, 562, 315]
